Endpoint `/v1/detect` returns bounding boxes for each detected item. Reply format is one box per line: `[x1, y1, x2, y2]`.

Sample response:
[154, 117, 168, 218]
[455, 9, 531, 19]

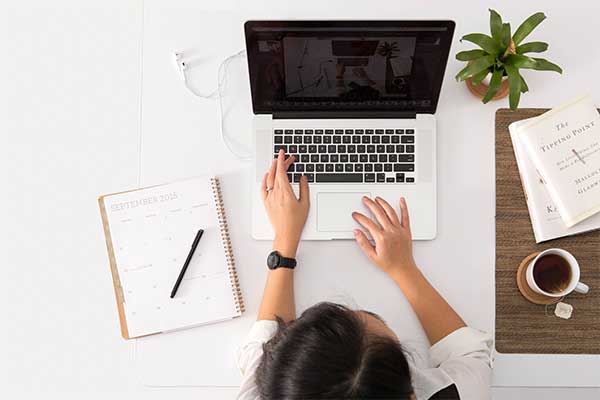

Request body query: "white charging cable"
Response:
[173, 49, 251, 160]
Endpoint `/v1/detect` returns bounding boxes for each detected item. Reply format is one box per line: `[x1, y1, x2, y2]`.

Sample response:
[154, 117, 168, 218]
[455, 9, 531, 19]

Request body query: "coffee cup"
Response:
[526, 248, 589, 297]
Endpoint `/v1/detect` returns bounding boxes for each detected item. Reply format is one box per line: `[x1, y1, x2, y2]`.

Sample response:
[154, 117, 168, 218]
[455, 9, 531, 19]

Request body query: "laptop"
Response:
[245, 20, 455, 240]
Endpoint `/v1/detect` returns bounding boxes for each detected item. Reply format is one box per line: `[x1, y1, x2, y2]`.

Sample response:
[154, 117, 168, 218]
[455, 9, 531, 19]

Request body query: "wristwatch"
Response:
[267, 250, 297, 270]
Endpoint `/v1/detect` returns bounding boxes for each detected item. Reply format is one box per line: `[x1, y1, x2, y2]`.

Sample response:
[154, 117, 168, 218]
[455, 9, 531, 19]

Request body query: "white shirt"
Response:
[236, 321, 492, 400]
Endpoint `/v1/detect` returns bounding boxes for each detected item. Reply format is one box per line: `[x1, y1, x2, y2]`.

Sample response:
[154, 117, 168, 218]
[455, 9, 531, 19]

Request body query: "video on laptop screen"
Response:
[245, 21, 454, 114]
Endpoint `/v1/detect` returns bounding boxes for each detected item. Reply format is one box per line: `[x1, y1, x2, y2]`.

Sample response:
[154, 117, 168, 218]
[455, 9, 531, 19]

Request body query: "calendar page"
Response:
[103, 177, 238, 337]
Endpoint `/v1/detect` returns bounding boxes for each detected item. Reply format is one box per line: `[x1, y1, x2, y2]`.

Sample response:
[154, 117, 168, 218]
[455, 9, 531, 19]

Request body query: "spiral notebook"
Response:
[98, 176, 244, 339]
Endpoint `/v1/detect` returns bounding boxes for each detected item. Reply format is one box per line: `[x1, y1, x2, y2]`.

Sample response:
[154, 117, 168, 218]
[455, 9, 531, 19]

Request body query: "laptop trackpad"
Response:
[317, 192, 370, 232]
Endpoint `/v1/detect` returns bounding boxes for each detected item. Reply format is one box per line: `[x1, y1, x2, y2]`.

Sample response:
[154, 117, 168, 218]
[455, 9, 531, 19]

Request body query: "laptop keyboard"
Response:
[273, 128, 415, 184]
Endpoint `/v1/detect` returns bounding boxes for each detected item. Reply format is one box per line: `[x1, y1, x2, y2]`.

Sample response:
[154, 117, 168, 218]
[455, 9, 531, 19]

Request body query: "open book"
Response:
[98, 176, 244, 339]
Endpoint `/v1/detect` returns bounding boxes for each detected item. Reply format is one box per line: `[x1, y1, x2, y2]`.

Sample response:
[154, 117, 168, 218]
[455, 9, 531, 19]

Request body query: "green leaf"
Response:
[532, 57, 563, 73]
[512, 12, 546, 45]
[471, 68, 490, 86]
[490, 9, 503, 41]
[461, 33, 502, 54]
[456, 49, 489, 61]
[504, 54, 563, 73]
[520, 75, 529, 93]
[516, 41, 548, 54]
[482, 68, 503, 103]
[505, 65, 522, 109]
[455, 55, 496, 81]
[501, 23, 511, 49]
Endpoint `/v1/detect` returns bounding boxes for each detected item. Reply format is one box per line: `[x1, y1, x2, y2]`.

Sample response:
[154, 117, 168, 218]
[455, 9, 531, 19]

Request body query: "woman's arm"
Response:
[256, 150, 310, 322]
[352, 196, 465, 345]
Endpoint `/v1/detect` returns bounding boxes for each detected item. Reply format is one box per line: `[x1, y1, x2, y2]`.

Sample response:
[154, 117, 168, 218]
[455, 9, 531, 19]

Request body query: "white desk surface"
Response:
[2, 0, 599, 398]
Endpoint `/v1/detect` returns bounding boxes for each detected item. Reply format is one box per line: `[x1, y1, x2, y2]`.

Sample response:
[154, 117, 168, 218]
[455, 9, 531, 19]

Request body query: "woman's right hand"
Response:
[351, 196, 416, 276]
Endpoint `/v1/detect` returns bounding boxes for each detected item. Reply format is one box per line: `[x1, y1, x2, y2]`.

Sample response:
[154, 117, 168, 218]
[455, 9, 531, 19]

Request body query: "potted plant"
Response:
[455, 9, 562, 109]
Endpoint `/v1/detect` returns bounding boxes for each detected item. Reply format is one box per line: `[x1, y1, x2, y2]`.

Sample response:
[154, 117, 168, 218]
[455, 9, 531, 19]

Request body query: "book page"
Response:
[103, 177, 238, 337]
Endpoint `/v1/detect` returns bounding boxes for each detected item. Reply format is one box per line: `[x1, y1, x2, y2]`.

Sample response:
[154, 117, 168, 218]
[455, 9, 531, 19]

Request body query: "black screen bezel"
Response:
[244, 20, 455, 115]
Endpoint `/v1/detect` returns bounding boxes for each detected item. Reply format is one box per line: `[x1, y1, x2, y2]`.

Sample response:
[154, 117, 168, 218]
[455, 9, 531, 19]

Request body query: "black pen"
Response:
[170, 229, 204, 298]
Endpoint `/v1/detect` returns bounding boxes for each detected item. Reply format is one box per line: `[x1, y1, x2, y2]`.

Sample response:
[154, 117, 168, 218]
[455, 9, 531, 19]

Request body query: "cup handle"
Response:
[575, 281, 590, 294]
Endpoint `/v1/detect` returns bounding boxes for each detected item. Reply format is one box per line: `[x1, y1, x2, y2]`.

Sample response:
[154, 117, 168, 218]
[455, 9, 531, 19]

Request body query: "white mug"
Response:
[526, 248, 590, 297]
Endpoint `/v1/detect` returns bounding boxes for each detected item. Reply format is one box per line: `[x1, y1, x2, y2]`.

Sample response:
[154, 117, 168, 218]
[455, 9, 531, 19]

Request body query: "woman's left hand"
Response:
[261, 150, 310, 258]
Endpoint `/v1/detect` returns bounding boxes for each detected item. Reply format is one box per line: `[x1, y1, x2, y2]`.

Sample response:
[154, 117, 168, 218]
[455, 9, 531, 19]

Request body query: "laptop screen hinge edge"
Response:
[272, 111, 417, 120]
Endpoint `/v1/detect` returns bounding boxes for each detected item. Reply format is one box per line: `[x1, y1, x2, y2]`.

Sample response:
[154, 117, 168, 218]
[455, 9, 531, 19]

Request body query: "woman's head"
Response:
[256, 302, 414, 399]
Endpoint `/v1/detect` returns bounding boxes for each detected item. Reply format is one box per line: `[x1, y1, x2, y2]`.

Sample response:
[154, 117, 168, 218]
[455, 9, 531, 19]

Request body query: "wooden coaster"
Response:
[516, 252, 560, 305]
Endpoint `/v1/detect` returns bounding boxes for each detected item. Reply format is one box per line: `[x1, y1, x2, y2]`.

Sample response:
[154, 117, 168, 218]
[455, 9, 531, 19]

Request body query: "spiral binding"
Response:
[210, 177, 245, 314]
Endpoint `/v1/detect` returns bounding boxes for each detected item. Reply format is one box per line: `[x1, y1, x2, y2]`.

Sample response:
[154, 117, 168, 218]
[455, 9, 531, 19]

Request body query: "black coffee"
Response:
[533, 254, 572, 294]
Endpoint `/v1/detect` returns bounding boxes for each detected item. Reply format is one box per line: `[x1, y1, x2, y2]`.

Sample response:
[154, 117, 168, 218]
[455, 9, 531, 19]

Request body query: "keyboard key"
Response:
[335, 129, 343, 135]
[362, 136, 371, 144]
[293, 173, 301, 182]
[324, 136, 332, 144]
[374, 164, 383, 172]
[305, 173, 314, 183]
[366, 129, 374, 134]
[295, 129, 303, 134]
[318, 145, 326, 153]
[299, 145, 307, 153]
[377, 145, 385, 153]
[396, 145, 405, 153]
[274, 136, 283, 144]
[395, 129, 404, 134]
[406, 177, 415, 183]
[310, 155, 319, 163]
[377, 173, 385, 182]
[306, 164, 315, 172]
[355, 129, 364, 134]
[316, 164, 324, 172]
[379, 154, 388, 163]
[384, 164, 392, 172]
[340, 154, 349, 163]
[291, 154, 299, 161]
[406, 129, 415, 134]
[304, 136, 312, 144]
[296, 164, 305, 172]
[309, 145, 317, 153]
[333, 136, 342, 144]
[325, 164, 334, 172]
[386, 177, 395, 183]
[355, 164, 364, 172]
[406, 145, 415, 153]
[394, 163, 414, 172]
[357, 145, 366, 153]
[367, 145, 375, 153]
[345, 164, 353, 172]
[369, 154, 378, 163]
[294, 136, 302, 144]
[338, 145, 346, 153]
[382, 136, 390, 144]
[352, 136, 361, 144]
[335, 164, 343, 172]
[275, 129, 283, 135]
[274, 145, 287, 153]
[398, 155, 414, 162]
[372, 136, 381, 144]
[314, 136, 322, 144]
[396, 173, 405, 183]
[365, 173, 375, 183]
[331, 155, 339, 162]
[401, 136, 415, 144]
[320, 154, 329, 163]
[375, 129, 384, 134]
[365, 164, 373, 172]
[385, 129, 394, 134]
[325, 129, 334, 134]
[391, 136, 400, 144]
[315, 129, 324, 134]
[316, 173, 363, 183]
[305, 129, 313, 134]
[345, 129, 353, 134]
[301, 155, 309, 162]
[386, 145, 395, 153]
[288, 164, 295, 172]
[289, 145, 297, 153]
[359, 154, 368, 162]
[285, 129, 293, 135]
[348, 145, 356, 153]
[284, 136, 292, 144]
[350, 154, 358, 162]
[343, 136, 351, 144]
[328, 145, 336, 153]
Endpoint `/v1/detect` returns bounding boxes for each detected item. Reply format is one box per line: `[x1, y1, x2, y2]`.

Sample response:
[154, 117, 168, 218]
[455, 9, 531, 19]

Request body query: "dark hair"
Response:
[256, 302, 414, 399]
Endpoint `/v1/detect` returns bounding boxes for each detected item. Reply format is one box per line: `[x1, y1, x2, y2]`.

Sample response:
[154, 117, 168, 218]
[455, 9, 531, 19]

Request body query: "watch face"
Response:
[267, 251, 280, 269]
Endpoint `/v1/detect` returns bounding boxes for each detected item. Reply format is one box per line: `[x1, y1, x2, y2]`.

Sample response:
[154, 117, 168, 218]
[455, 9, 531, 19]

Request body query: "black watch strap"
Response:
[267, 251, 297, 270]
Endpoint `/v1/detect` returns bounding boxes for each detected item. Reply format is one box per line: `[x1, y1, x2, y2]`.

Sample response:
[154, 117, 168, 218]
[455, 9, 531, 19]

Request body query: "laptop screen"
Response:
[244, 21, 455, 115]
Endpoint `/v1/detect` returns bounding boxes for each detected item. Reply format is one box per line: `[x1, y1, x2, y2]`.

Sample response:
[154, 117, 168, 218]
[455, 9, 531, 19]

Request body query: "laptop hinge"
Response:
[272, 111, 417, 120]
